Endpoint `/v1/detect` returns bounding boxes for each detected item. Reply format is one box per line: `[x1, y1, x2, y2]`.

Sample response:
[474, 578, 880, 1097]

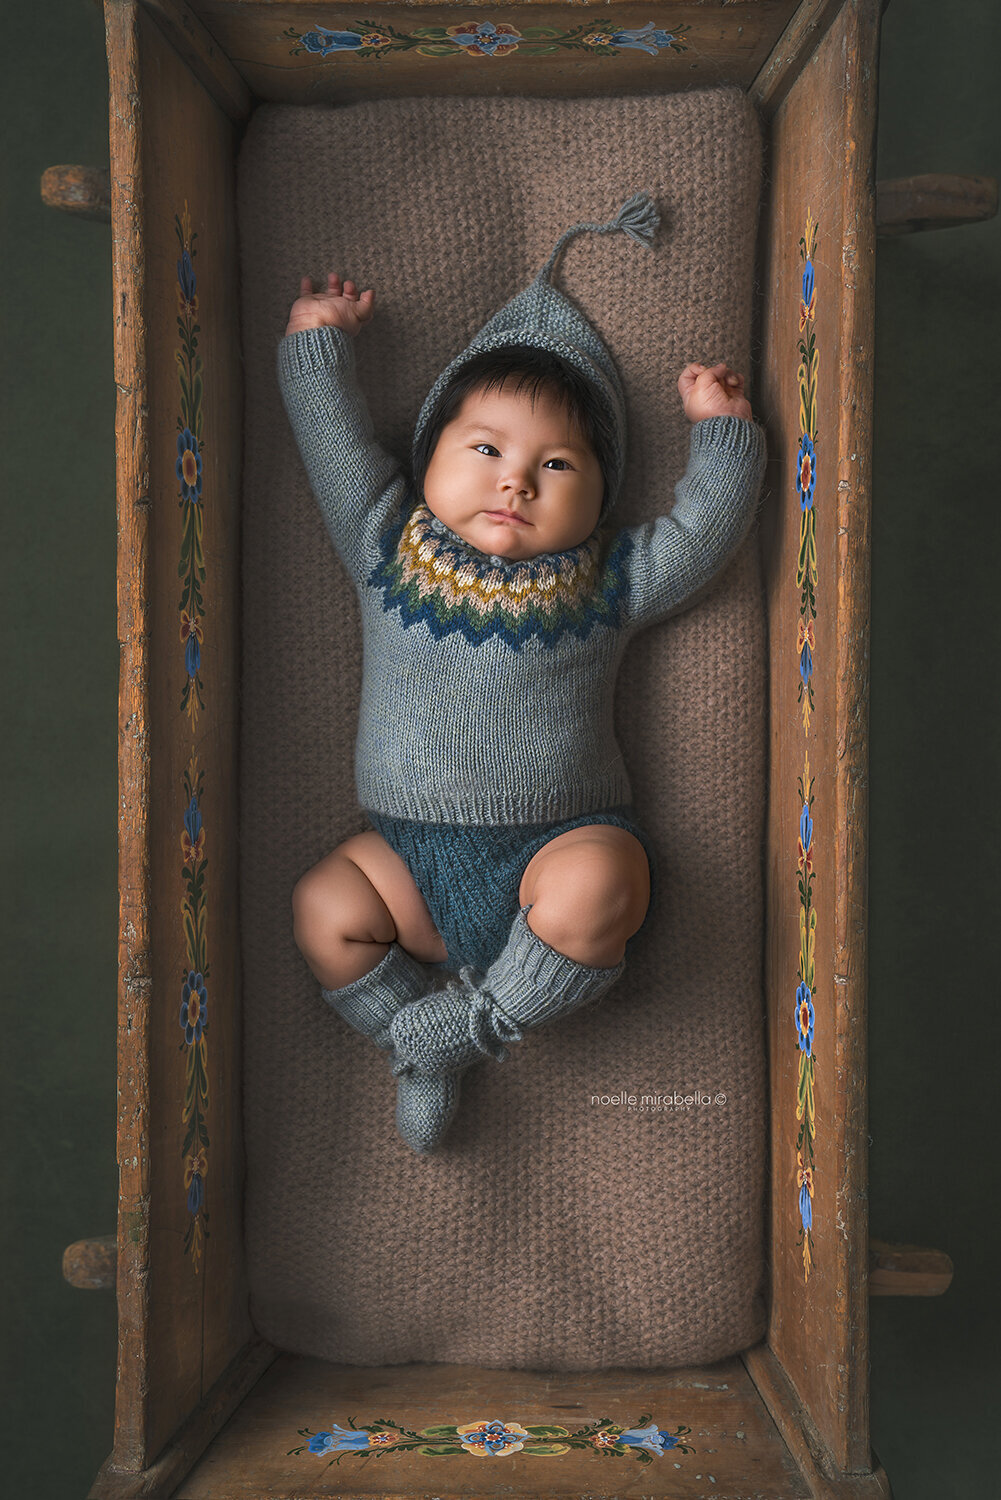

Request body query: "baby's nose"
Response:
[500, 467, 534, 496]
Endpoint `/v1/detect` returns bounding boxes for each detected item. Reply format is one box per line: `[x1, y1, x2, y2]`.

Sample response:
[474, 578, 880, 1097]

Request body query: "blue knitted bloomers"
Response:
[366, 804, 659, 974]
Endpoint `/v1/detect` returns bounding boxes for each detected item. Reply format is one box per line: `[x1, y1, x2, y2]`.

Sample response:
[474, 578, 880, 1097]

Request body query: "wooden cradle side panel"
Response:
[188, 0, 801, 103]
[106, 0, 250, 1475]
[757, 0, 879, 1477]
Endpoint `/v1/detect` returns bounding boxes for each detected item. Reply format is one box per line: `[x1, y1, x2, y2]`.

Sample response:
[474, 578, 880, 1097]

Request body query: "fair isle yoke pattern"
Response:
[368, 500, 636, 650]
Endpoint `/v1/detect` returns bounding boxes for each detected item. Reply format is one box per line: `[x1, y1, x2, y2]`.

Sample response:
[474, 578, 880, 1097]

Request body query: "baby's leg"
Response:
[292, 831, 448, 989]
[388, 824, 651, 1079]
[518, 825, 651, 968]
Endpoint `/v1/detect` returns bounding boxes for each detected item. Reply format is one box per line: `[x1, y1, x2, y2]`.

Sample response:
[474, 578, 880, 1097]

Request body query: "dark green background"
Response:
[3, 1, 998, 1493]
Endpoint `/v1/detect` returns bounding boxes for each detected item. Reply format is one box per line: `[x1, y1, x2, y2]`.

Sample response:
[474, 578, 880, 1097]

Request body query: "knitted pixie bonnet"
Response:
[411, 192, 660, 521]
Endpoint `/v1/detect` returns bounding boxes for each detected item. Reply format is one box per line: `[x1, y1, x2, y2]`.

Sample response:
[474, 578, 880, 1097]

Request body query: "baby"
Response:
[279, 194, 766, 1156]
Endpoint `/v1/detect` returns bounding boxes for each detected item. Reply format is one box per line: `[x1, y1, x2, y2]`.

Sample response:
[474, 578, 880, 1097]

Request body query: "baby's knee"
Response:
[533, 838, 649, 943]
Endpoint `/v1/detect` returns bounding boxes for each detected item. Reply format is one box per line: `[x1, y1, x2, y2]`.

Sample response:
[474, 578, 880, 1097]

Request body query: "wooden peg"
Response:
[876, 173, 998, 236]
[62, 1234, 116, 1290]
[40, 165, 111, 223]
[868, 1238, 954, 1296]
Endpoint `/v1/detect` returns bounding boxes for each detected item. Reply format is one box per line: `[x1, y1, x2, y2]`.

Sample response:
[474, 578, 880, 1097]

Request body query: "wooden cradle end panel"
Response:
[188, 0, 801, 102]
[107, 0, 250, 1473]
[757, 0, 878, 1477]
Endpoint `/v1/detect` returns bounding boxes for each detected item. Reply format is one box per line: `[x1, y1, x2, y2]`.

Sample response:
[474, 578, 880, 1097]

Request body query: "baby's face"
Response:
[421, 380, 604, 560]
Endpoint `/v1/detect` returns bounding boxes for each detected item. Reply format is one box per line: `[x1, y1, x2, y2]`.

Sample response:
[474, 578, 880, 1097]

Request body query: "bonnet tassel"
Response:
[538, 190, 660, 282]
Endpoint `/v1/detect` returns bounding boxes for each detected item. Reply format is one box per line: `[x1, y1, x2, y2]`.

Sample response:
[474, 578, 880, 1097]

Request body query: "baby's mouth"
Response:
[485, 509, 531, 526]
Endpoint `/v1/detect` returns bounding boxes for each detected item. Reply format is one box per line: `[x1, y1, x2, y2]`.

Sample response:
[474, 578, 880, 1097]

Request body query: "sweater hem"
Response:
[358, 776, 634, 827]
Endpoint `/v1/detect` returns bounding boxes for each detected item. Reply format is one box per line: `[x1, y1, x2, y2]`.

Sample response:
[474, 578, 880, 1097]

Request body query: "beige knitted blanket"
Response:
[237, 89, 767, 1370]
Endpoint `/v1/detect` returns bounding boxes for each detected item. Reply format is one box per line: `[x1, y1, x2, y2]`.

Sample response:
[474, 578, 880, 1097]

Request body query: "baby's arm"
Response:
[277, 272, 407, 585]
[617, 362, 766, 633]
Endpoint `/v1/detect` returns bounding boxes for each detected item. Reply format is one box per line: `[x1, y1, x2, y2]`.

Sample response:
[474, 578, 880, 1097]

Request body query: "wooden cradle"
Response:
[49, 0, 980, 1495]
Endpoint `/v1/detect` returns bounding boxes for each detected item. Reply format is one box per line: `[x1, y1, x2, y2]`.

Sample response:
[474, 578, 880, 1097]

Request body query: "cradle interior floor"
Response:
[175, 1350, 811, 1499]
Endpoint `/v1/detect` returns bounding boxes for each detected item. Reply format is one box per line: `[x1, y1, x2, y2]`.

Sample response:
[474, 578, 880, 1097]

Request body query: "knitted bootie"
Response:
[321, 944, 466, 1154]
[320, 941, 433, 1051]
[393, 1066, 466, 1156]
[388, 905, 626, 1076]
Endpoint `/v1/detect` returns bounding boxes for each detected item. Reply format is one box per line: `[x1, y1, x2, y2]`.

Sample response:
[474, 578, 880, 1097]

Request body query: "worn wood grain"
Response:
[868, 1239, 954, 1296]
[102, 0, 251, 1479]
[63, 1235, 117, 1290]
[89, 1339, 276, 1500]
[749, 0, 844, 114]
[176, 1353, 813, 1499]
[875, 172, 999, 235]
[106, 0, 154, 1471]
[742, 1345, 891, 1499]
[141, 0, 252, 123]
[757, 0, 880, 1476]
[40, 163, 112, 220]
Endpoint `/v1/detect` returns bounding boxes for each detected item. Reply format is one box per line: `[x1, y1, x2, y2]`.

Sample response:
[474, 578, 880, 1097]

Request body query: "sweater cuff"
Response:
[689, 413, 766, 467]
[276, 323, 354, 383]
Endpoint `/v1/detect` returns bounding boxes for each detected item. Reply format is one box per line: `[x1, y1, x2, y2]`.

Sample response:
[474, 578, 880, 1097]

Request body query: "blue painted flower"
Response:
[796, 432, 816, 509]
[618, 1423, 679, 1453]
[799, 634, 813, 687]
[800, 258, 816, 328]
[298, 27, 365, 56]
[181, 793, 205, 863]
[180, 612, 202, 681]
[610, 24, 677, 55]
[185, 630, 201, 678]
[446, 21, 523, 56]
[799, 803, 813, 855]
[185, 1153, 206, 1214]
[181, 970, 208, 1045]
[456, 1419, 530, 1455]
[308, 1425, 372, 1453]
[796, 983, 815, 1054]
[799, 1168, 814, 1230]
[177, 247, 196, 304]
[176, 428, 202, 502]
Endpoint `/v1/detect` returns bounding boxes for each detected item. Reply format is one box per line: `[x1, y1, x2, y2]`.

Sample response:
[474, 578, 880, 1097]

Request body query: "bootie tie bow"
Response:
[390, 964, 524, 1077]
[389, 906, 626, 1081]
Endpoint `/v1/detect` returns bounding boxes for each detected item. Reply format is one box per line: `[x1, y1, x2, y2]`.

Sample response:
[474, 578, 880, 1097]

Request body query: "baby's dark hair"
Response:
[412, 346, 615, 509]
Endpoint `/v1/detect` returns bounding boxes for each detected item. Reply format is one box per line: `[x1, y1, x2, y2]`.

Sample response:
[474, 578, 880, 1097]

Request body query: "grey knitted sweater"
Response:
[278, 325, 766, 827]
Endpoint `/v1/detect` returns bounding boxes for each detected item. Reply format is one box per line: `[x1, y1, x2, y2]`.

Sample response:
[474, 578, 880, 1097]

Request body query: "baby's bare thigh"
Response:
[334, 831, 448, 964]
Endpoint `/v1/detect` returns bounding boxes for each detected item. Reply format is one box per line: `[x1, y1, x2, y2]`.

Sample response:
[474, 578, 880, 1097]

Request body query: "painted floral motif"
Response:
[368, 501, 634, 650]
[795, 752, 817, 1279]
[796, 432, 816, 509]
[797, 1150, 814, 1232]
[179, 752, 210, 1265]
[796, 209, 819, 711]
[445, 21, 523, 56]
[174, 201, 211, 1272]
[283, 19, 688, 62]
[175, 205, 206, 724]
[180, 609, 202, 679]
[584, 24, 683, 56]
[793, 209, 820, 1282]
[180, 967, 208, 1045]
[291, 1412, 694, 1464]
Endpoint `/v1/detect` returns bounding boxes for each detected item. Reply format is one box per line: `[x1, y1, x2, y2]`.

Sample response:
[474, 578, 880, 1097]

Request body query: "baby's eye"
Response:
[544, 458, 573, 471]
[473, 443, 500, 457]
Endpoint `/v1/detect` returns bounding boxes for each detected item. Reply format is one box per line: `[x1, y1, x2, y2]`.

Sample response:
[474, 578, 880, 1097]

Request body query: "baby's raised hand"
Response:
[678, 362, 753, 423]
[285, 272, 375, 337]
